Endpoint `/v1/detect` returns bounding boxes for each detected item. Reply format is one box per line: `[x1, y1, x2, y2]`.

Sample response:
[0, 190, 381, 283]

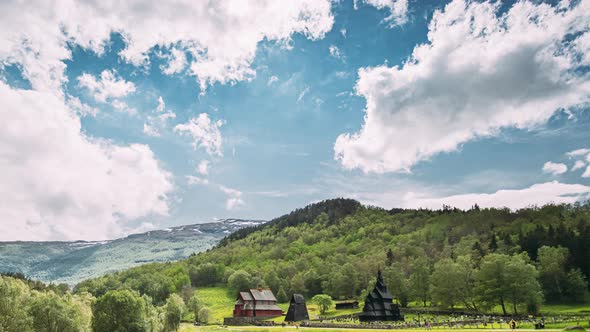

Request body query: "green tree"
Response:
[29, 291, 84, 332]
[563, 269, 589, 303]
[537, 246, 568, 302]
[189, 263, 224, 287]
[475, 253, 542, 315]
[383, 264, 410, 307]
[164, 294, 185, 331]
[409, 258, 430, 306]
[0, 276, 33, 332]
[455, 255, 479, 311]
[142, 295, 163, 332]
[187, 294, 203, 322]
[311, 294, 333, 315]
[290, 273, 307, 295]
[227, 270, 253, 293]
[264, 271, 281, 294]
[430, 258, 462, 309]
[276, 286, 289, 303]
[92, 290, 147, 332]
[197, 307, 211, 325]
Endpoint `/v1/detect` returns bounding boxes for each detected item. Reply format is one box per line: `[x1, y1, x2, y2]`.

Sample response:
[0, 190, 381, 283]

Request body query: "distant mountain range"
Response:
[0, 219, 265, 285]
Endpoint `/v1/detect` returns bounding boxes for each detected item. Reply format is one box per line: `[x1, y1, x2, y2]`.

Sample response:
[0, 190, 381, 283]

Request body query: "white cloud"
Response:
[174, 113, 224, 157]
[335, 0, 590, 173]
[572, 160, 586, 171]
[567, 148, 590, 157]
[67, 96, 98, 117]
[143, 96, 176, 137]
[162, 48, 187, 75]
[402, 181, 590, 210]
[0, 82, 173, 241]
[112, 100, 138, 115]
[583, 167, 590, 178]
[268, 75, 279, 86]
[543, 161, 567, 175]
[356, 0, 408, 27]
[219, 185, 245, 210]
[186, 175, 209, 186]
[340, 28, 347, 38]
[297, 86, 310, 103]
[156, 96, 166, 112]
[143, 123, 160, 137]
[77, 70, 136, 103]
[329, 45, 344, 61]
[0, 1, 334, 92]
[197, 160, 210, 176]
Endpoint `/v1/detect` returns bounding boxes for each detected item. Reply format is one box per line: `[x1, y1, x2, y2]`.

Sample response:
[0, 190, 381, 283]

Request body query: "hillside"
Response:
[75, 199, 590, 315]
[0, 219, 264, 285]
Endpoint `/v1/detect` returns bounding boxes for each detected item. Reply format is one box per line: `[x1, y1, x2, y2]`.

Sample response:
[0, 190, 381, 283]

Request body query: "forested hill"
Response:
[218, 198, 361, 246]
[75, 198, 590, 315]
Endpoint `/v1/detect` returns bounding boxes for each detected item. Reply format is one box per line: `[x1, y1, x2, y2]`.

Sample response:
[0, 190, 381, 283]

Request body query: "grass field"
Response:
[193, 286, 590, 331]
[194, 287, 367, 324]
[180, 325, 585, 332]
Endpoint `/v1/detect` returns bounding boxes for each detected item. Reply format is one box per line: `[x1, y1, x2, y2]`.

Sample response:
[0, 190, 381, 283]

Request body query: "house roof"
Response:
[239, 292, 253, 301]
[291, 294, 306, 304]
[254, 304, 282, 311]
[249, 288, 277, 301]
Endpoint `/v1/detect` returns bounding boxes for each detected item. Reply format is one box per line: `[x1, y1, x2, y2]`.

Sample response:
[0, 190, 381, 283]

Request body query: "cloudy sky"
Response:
[1, 0, 590, 241]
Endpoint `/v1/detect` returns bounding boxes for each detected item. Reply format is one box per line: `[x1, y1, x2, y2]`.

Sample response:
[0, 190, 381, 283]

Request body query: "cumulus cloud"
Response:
[0, 82, 173, 241]
[67, 96, 98, 117]
[335, 0, 590, 173]
[355, 0, 408, 27]
[186, 176, 209, 186]
[402, 181, 590, 210]
[543, 161, 567, 175]
[77, 70, 136, 103]
[197, 160, 210, 176]
[174, 113, 224, 157]
[572, 160, 586, 171]
[219, 185, 245, 210]
[0, 0, 334, 92]
[565, 148, 590, 176]
[161, 48, 188, 75]
[567, 148, 590, 157]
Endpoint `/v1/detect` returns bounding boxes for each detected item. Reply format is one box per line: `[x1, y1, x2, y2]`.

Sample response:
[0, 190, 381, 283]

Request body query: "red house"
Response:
[233, 287, 283, 318]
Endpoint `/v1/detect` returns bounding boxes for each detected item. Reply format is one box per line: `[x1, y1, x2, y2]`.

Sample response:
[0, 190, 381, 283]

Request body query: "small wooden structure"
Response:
[335, 300, 359, 309]
[233, 287, 283, 318]
[358, 270, 403, 322]
[285, 294, 309, 322]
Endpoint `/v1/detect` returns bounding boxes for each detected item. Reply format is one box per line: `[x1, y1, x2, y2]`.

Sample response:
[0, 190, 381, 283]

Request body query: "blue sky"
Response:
[1, 0, 590, 240]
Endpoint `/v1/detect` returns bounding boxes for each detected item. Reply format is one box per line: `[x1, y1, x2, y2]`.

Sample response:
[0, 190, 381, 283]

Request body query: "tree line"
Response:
[0, 273, 210, 331]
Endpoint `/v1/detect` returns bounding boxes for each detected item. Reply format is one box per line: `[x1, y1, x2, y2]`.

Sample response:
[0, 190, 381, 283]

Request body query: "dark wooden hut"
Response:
[358, 270, 403, 322]
[335, 300, 359, 309]
[285, 294, 309, 322]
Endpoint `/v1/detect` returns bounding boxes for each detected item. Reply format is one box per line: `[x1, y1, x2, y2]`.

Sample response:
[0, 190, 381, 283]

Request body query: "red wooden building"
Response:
[233, 287, 283, 318]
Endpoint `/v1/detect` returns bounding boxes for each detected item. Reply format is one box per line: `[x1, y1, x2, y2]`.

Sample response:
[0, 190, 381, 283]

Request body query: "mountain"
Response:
[0, 219, 265, 285]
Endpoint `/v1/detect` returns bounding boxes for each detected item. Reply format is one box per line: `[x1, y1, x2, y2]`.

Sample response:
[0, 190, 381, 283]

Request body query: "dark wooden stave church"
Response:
[358, 270, 404, 322]
[285, 294, 309, 322]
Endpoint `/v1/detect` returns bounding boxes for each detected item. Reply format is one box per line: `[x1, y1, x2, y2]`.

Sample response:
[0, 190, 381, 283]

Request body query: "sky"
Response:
[1, 0, 590, 241]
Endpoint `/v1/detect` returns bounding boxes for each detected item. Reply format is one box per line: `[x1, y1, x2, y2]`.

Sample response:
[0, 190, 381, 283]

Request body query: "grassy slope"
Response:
[195, 287, 364, 325]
